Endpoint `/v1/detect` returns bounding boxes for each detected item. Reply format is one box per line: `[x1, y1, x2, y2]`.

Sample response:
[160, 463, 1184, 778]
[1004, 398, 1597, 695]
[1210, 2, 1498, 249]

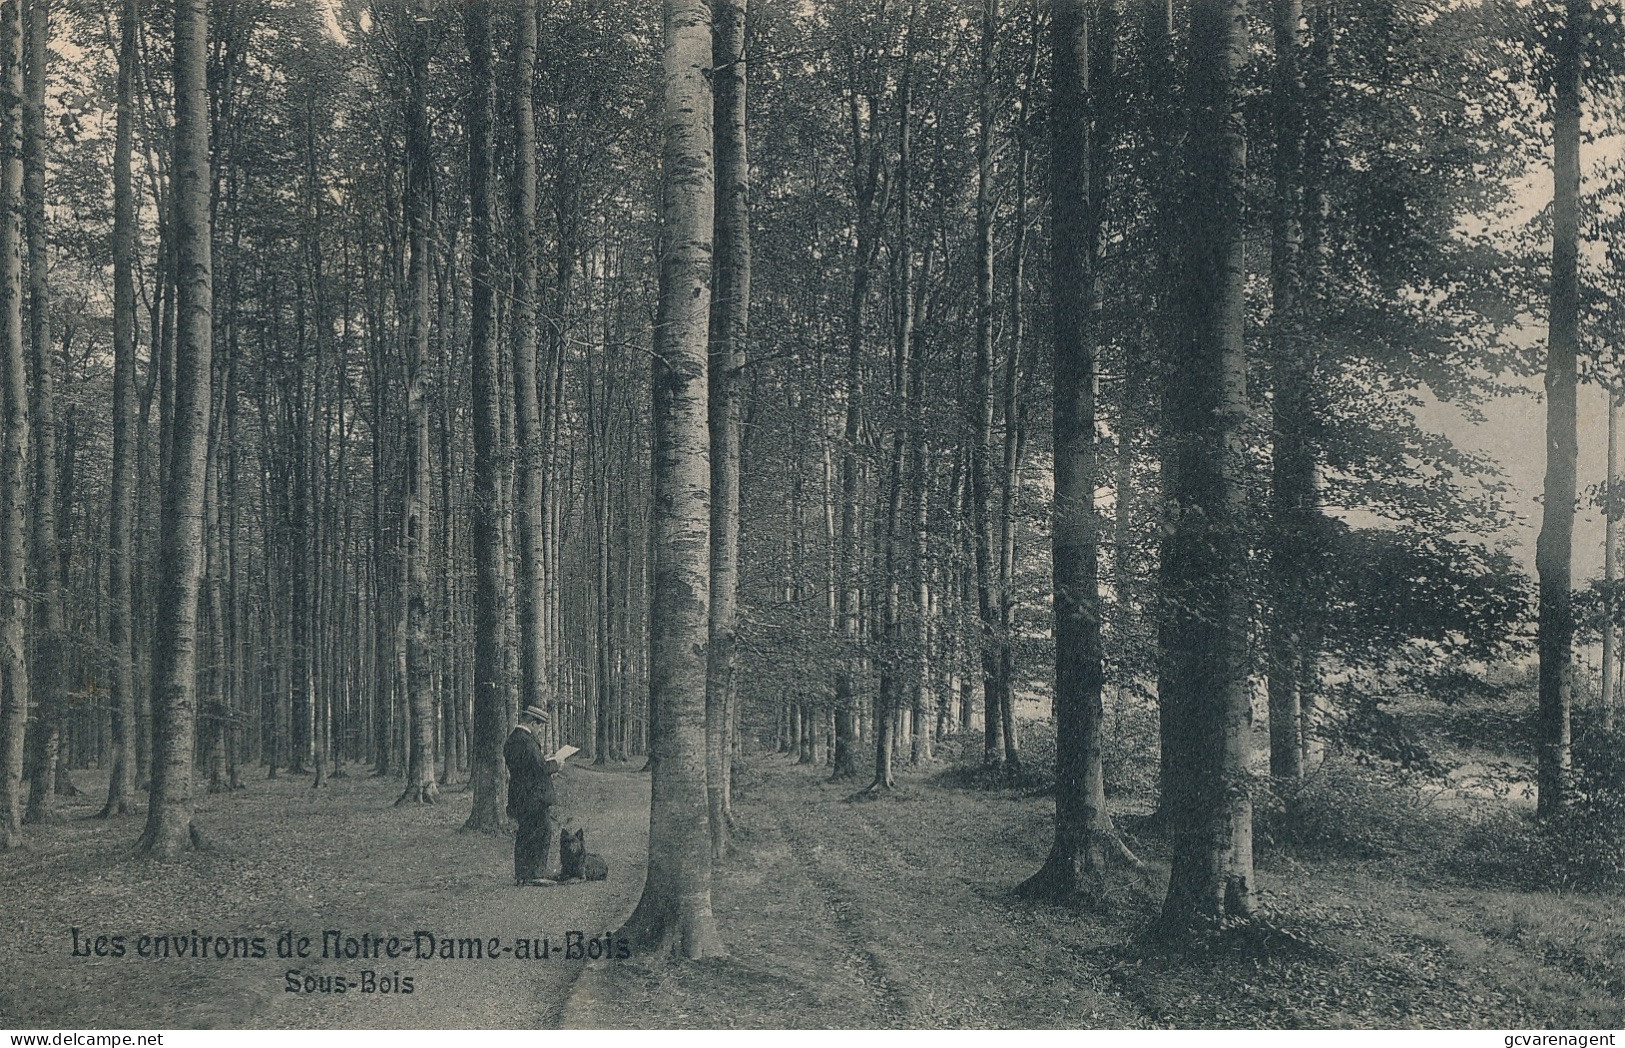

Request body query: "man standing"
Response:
[505, 703, 560, 884]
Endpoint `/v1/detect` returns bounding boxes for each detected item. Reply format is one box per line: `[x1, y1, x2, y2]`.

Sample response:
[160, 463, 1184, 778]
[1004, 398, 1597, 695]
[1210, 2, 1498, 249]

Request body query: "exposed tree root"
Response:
[133, 821, 207, 859]
[395, 782, 439, 806]
[861, 775, 895, 796]
[1015, 827, 1148, 904]
[620, 894, 728, 961]
[459, 812, 508, 834]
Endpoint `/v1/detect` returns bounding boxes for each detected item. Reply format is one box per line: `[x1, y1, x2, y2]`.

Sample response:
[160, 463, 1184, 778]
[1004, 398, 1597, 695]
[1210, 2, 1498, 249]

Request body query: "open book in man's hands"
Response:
[550, 745, 580, 765]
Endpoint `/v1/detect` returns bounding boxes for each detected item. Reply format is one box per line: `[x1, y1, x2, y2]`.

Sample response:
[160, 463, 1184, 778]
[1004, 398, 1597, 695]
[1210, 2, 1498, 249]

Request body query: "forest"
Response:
[1, 0, 1624, 1031]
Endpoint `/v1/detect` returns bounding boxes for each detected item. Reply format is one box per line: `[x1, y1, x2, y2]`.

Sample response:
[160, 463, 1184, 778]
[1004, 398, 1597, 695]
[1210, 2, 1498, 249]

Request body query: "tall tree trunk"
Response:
[1266, 0, 1310, 781]
[834, 97, 879, 785]
[1018, 0, 1139, 903]
[22, 0, 61, 825]
[464, 0, 505, 831]
[1158, 0, 1256, 932]
[0, 0, 31, 851]
[396, 0, 438, 806]
[512, 0, 548, 756]
[997, 4, 1043, 775]
[1537, 0, 1582, 817]
[138, 0, 212, 856]
[204, 403, 229, 793]
[369, 197, 395, 777]
[620, 0, 726, 960]
[1137, 0, 1185, 826]
[707, 0, 748, 853]
[972, 0, 1004, 771]
[100, 0, 139, 818]
[1604, 387, 1621, 730]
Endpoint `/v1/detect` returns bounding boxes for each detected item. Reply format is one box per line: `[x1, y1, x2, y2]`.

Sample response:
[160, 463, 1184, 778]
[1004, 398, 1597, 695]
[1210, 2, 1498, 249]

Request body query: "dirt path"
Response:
[567, 755, 1625, 1030]
[566, 758, 1152, 1028]
[0, 763, 649, 1029]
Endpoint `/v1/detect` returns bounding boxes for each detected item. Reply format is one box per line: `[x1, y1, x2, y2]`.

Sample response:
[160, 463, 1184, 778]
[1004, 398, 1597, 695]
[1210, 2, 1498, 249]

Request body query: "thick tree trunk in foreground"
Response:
[138, 0, 213, 857]
[619, 0, 725, 961]
[464, 0, 504, 831]
[101, 0, 139, 818]
[396, 0, 437, 806]
[1158, 0, 1256, 932]
[1018, 0, 1140, 903]
[707, 0, 748, 854]
[0, 0, 30, 852]
[1536, 0, 1580, 817]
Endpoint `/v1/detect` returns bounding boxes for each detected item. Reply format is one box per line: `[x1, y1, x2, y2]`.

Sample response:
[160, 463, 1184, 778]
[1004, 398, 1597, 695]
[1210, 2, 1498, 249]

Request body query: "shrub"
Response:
[1450, 728, 1625, 891]
[1542, 727, 1625, 888]
[1453, 809, 1554, 888]
[1254, 758, 1463, 860]
[1101, 694, 1160, 800]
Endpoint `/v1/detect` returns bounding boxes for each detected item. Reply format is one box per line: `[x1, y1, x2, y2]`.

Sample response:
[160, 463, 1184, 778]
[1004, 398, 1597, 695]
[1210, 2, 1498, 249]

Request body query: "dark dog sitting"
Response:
[559, 828, 608, 881]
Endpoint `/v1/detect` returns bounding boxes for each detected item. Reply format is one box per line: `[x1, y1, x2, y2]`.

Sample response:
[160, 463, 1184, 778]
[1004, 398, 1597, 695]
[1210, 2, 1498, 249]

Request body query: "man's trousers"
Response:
[514, 808, 554, 883]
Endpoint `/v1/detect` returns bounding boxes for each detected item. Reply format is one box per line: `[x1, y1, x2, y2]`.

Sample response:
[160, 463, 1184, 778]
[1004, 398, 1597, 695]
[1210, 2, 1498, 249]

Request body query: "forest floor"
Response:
[563, 752, 1625, 1030]
[0, 761, 650, 1029]
[5, 729, 1622, 1030]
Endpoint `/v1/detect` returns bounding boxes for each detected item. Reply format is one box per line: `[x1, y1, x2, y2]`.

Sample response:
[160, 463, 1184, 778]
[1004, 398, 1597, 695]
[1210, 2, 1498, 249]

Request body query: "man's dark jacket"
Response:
[504, 725, 557, 819]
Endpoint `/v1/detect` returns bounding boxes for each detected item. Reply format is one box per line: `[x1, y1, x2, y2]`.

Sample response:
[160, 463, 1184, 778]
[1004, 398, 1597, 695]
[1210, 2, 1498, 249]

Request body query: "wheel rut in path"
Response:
[768, 788, 925, 1026]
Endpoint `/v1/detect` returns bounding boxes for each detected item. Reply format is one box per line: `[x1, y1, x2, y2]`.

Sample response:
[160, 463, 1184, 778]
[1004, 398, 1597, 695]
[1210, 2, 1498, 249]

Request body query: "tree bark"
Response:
[834, 127, 877, 783]
[138, 0, 213, 857]
[1145, 0, 1181, 828]
[972, 0, 1004, 771]
[869, 14, 919, 795]
[1536, 0, 1580, 817]
[1017, 0, 1140, 903]
[21, 0, 61, 826]
[395, 0, 438, 807]
[0, 0, 30, 852]
[1604, 387, 1621, 730]
[707, 0, 748, 852]
[1266, 0, 1310, 781]
[100, 0, 139, 819]
[462, 0, 505, 831]
[619, 0, 725, 960]
[1157, 0, 1257, 933]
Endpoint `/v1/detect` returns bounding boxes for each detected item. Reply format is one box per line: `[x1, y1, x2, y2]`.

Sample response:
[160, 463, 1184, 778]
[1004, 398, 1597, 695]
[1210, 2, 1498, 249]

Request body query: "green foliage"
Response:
[1453, 728, 1625, 890]
[1255, 758, 1463, 860]
[1320, 524, 1531, 664]
[1102, 695, 1160, 799]
[1544, 727, 1625, 887]
[1332, 691, 1451, 776]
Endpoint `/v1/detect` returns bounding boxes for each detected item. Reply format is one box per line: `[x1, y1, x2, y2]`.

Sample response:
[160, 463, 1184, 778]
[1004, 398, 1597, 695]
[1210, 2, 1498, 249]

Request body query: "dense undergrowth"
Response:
[929, 680, 1625, 892]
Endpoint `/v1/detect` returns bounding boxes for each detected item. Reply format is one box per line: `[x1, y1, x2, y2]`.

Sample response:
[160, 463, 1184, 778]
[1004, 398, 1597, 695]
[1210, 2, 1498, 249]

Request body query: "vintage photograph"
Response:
[0, 0, 1622, 1032]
